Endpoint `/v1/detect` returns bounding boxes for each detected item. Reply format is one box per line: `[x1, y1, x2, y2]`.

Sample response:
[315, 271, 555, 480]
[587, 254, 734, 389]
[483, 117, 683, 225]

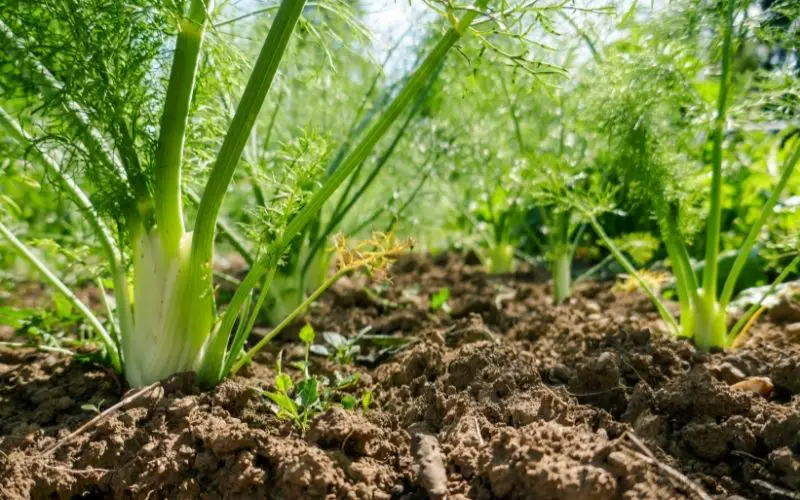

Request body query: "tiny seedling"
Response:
[261, 324, 371, 431]
[80, 400, 105, 414]
[310, 331, 361, 365]
[430, 287, 451, 313]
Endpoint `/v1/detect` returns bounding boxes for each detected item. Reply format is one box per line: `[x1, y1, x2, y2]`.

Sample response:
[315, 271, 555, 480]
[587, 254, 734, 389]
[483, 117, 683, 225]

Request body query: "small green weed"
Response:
[260, 324, 372, 431]
[430, 287, 451, 313]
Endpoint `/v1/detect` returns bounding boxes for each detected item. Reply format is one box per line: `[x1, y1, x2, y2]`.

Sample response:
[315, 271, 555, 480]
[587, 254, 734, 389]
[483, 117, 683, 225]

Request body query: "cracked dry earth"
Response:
[2, 254, 800, 499]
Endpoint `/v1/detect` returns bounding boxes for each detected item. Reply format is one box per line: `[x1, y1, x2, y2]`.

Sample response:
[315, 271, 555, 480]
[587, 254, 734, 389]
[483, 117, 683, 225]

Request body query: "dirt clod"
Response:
[2, 254, 799, 499]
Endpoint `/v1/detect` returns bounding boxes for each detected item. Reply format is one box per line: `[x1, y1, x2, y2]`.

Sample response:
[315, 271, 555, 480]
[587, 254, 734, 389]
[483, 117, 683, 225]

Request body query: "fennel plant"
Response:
[0, 0, 493, 387]
[582, 0, 800, 349]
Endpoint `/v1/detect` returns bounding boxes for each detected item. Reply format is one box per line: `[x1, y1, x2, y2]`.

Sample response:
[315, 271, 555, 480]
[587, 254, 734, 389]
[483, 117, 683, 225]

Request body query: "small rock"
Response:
[769, 447, 800, 490]
[428, 329, 446, 346]
[786, 322, 800, 338]
[773, 358, 800, 394]
[769, 300, 800, 323]
[548, 363, 571, 383]
[710, 363, 746, 384]
[683, 422, 728, 460]
[168, 396, 198, 417]
[585, 301, 602, 314]
[730, 377, 773, 398]
[410, 423, 448, 499]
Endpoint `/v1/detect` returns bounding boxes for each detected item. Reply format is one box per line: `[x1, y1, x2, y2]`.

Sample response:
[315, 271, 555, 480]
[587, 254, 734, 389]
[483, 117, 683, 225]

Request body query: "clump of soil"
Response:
[2, 254, 800, 499]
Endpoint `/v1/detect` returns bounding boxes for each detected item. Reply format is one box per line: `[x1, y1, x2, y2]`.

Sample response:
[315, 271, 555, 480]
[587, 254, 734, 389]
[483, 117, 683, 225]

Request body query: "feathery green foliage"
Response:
[2, 0, 566, 388]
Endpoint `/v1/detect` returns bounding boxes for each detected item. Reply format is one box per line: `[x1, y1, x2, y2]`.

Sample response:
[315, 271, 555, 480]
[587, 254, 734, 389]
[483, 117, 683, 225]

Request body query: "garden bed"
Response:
[2, 254, 800, 499]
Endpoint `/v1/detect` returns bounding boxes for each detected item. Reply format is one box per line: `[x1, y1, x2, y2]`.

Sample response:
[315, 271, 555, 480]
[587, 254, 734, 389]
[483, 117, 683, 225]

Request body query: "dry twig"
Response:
[40, 382, 160, 456]
[619, 432, 712, 500]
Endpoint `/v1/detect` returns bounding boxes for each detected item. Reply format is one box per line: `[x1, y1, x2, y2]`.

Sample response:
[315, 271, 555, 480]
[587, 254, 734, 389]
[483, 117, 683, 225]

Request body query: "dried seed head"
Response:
[613, 271, 671, 294]
[332, 232, 414, 281]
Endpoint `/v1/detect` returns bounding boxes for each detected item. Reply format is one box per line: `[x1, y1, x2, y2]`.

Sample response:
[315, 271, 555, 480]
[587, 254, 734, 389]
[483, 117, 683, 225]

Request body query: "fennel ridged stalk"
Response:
[153, 0, 210, 257]
[693, 0, 734, 350]
[122, 0, 217, 387]
[550, 211, 572, 303]
[552, 250, 571, 303]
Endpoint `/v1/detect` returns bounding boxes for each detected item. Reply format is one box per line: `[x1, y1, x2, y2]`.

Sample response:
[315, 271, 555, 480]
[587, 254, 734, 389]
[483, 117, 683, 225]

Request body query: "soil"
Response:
[2, 253, 800, 499]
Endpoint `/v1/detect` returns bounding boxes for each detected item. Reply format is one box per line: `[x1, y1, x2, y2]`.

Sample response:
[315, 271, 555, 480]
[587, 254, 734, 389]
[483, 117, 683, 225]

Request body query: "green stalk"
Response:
[728, 254, 800, 342]
[661, 214, 700, 336]
[230, 264, 354, 375]
[701, 0, 734, 298]
[154, 0, 212, 255]
[664, 237, 695, 337]
[568, 222, 586, 261]
[664, 215, 700, 296]
[575, 253, 614, 283]
[551, 211, 571, 302]
[0, 221, 121, 371]
[552, 249, 571, 303]
[691, 0, 735, 351]
[184, 0, 305, 383]
[95, 277, 119, 341]
[588, 215, 680, 334]
[719, 145, 800, 307]
[192, 0, 306, 270]
[197, 251, 275, 385]
[186, 188, 253, 265]
[224, 267, 278, 375]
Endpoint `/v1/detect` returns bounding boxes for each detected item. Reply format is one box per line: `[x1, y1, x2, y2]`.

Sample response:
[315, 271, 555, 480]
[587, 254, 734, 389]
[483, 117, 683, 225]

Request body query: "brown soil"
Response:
[2, 254, 800, 499]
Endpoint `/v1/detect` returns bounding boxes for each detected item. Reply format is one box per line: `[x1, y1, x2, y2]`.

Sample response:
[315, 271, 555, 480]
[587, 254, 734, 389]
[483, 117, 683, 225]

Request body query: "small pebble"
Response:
[786, 322, 800, 338]
[711, 362, 746, 384]
[549, 363, 571, 382]
[585, 301, 602, 314]
[730, 376, 773, 398]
